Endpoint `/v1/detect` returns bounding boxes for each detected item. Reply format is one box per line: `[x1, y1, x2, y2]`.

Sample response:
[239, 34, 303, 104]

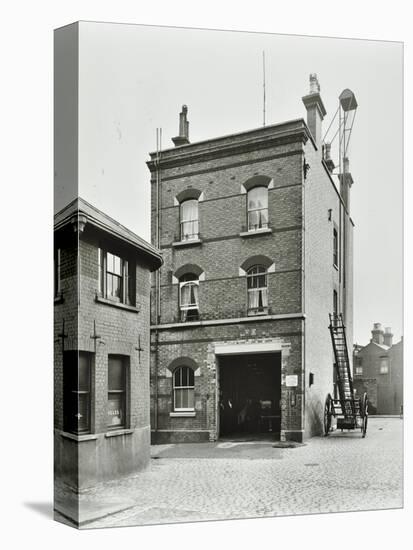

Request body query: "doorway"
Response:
[218, 352, 281, 439]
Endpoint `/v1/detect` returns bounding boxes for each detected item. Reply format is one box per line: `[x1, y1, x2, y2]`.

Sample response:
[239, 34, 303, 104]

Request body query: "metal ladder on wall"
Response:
[329, 313, 355, 415]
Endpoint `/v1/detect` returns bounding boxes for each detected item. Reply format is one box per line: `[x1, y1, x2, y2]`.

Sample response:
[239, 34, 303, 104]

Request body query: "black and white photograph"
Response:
[2, 2, 410, 548]
[53, 21, 403, 528]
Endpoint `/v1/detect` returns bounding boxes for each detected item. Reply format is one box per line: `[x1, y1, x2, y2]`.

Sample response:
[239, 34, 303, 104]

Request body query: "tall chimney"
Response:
[172, 105, 190, 146]
[371, 323, 384, 345]
[383, 327, 393, 347]
[302, 73, 327, 149]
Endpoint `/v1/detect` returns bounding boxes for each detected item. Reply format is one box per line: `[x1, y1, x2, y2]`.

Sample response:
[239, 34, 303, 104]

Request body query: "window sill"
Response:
[169, 412, 196, 418]
[333, 263, 339, 271]
[95, 295, 140, 313]
[239, 228, 272, 238]
[172, 238, 202, 248]
[104, 428, 134, 438]
[54, 294, 64, 305]
[60, 431, 98, 442]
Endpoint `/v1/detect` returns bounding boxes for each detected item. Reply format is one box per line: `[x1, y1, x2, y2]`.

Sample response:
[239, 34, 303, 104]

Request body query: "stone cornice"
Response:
[147, 119, 313, 172]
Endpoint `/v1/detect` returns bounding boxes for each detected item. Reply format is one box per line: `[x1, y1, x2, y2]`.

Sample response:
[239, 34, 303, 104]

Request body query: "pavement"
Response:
[54, 417, 403, 529]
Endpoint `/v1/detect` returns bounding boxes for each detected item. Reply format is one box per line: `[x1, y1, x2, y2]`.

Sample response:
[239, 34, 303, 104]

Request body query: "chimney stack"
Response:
[383, 327, 393, 347]
[302, 73, 327, 150]
[172, 105, 190, 146]
[371, 323, 384, 345]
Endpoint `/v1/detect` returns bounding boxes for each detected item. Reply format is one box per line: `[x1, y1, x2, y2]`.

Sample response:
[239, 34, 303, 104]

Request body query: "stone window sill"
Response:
[104, 429, 134, 438]
[333, 263, 339, 271]
[60, 431, 98, 442]
[172, 239, 202, 248]
[95, 295, 140, 313]
[169, 412, 196, 418]
[239, 228, 272, 238]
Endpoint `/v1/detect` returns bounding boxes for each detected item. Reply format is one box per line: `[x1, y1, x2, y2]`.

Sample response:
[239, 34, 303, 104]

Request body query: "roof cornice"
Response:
[147, 119, 313, 172]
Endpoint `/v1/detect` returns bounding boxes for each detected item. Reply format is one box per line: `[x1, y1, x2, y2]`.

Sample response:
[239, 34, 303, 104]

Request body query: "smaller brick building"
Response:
[54, 198, 162, 499]
[353, 323, 403, 415]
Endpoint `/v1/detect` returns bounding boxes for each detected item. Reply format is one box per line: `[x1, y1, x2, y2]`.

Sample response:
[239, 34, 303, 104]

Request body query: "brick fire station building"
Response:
[148, 75, 354, 444]
[54, 198, 162, 494]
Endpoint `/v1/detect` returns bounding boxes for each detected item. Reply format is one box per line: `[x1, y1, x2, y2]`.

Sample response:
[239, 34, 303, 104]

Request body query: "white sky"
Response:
[61, 21, 403, 345]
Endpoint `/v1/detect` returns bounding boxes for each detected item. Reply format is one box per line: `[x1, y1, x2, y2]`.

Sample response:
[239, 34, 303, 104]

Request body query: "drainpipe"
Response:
[153, 128, 162, 433]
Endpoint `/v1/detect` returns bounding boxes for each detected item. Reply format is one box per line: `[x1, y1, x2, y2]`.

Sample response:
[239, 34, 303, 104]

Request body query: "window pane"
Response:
[248, 210, 259, 230]
[180, 282, 199, 308]
[77, 393, 90, 432]
[113, 255, 122, 275]
[175, 389, 183, 409]
[187, 367, 194, 386]
[108, 357, 124, 390]
[107, 252, 114, 272]
[180, 200, 199, 240]
[182, 388, 189, 408]
[107, 274, 113, 297]
[63, 351, 91, 434]
[181, 200, 198, 222]
[174, 367, 195, 388]
[259, 209, 268, 226]
[187, 388, 195, 409]
[113, 275, 121, 298]
[248, 289, 259, 309]
[174, 388, 195, 410]
[248, 187, 268, 209]
[108, 393, 124, 427]
[181, 388, 195, 409]
[78, 353, 90, 391]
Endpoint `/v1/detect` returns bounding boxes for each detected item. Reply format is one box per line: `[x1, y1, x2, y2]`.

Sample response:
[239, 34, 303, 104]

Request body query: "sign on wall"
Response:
[285, 375, 298, 387]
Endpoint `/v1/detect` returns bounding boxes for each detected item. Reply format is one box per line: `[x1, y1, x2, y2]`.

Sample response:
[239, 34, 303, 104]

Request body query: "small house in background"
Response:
[54, 198, 162, 506]
[353, 323, 403, 415]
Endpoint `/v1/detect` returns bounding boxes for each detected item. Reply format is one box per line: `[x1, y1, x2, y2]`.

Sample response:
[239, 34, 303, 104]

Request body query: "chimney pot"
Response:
[371, 323, 384, 345]
[172, 105, 190, 146]
[302, 73, 327, 149]
[309, 73, 321, 94]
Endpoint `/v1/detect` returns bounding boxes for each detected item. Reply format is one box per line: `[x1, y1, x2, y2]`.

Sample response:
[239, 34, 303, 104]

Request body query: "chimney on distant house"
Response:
[172, 105, 190, 146]
[383, 327, 393, 347]
[371, 323, 384, 345]
[302, 73, 327, 150]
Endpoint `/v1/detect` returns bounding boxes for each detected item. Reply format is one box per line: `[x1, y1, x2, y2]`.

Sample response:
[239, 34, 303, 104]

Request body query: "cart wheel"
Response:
[361, 393, 368, 438]
[324, 394, 332, 436]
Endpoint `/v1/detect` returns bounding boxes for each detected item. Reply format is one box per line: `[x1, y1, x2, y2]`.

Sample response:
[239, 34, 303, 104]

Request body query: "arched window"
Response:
[247, 187, 268, 231]
[179, 273, 199, 321]
[247, 265, 268, 314]
[173, 366, 195, 411]
[180, 199, 199, 241]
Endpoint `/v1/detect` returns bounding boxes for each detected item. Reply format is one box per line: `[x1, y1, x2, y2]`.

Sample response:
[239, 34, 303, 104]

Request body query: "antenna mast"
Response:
[262, 51, 266, 127]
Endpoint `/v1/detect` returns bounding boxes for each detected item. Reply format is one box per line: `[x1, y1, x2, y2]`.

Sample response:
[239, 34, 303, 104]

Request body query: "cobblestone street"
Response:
[59, 417, 403, 528]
